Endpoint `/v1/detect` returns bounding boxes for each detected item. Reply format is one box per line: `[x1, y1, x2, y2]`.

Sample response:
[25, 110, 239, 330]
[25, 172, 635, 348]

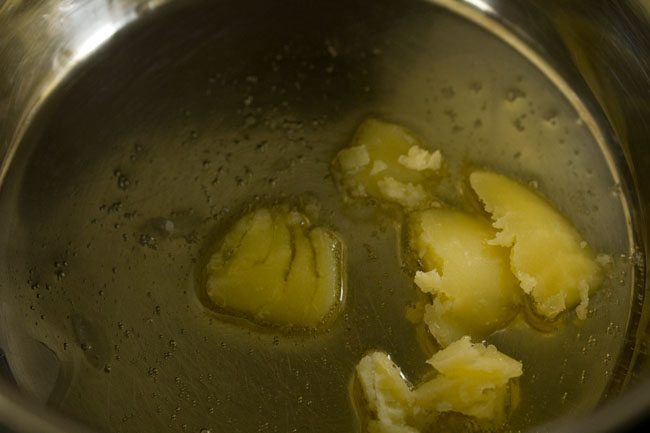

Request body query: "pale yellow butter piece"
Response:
[408, 208, 520, 346]
[205, 207, 344, 328]
[470, 171, 602, 320]
[339, 145, 370, 173]
[356, 353, 419, 433]
[398, 146, 442, 171]
[355, 337, 522, 432]
[377, 177, 429, 209]
[333, 118, 442, 208]
[415, 336, 523, 421]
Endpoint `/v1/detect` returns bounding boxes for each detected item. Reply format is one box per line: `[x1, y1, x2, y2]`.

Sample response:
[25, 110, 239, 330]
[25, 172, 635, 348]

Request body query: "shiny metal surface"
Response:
[0, 0, 648, 432]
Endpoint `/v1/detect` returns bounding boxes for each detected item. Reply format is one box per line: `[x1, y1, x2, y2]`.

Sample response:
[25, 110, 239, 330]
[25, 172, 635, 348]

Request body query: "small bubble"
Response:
[81, 343, 92, 351]
[440, 86, 455, 99]
[139, 233, 157, 249]
[104, 365, 112, 373]
[606, 322, 617, 335]
[505, 87, 526, 102]
[117, 175, 130, 190]
[148, 367, 159, 377]
[513, 117, 526, 132]
[543, 109, 558, 125]
[244, 116, 257, 128]
[107, 202, 122, 213]
[325, 41, 338, 57]
[443, 108, 457, 121]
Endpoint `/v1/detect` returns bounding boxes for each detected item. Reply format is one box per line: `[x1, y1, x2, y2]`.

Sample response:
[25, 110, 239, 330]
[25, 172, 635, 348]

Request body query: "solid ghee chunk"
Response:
[355, 337, 522, 432]
[355, 353, 419, 433]
[408, 208, 520, 347]
[333, 118, 442, 208]
[414, 336, 523, 421]
[205, 207, 344, 328]
[470, 171, 602, 320]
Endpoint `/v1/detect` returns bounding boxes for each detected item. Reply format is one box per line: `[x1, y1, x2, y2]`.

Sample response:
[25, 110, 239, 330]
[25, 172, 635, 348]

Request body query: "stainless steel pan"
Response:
[0, 1, 648, 432]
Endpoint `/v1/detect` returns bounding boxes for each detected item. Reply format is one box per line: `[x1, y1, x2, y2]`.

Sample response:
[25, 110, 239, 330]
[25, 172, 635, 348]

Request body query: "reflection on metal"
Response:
[74, 23, 119, 62]
[461, 0, 494, 13]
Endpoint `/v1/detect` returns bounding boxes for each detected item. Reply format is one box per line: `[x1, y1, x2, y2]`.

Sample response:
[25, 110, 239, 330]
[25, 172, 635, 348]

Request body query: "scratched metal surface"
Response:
[0, 1, 648, 433]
